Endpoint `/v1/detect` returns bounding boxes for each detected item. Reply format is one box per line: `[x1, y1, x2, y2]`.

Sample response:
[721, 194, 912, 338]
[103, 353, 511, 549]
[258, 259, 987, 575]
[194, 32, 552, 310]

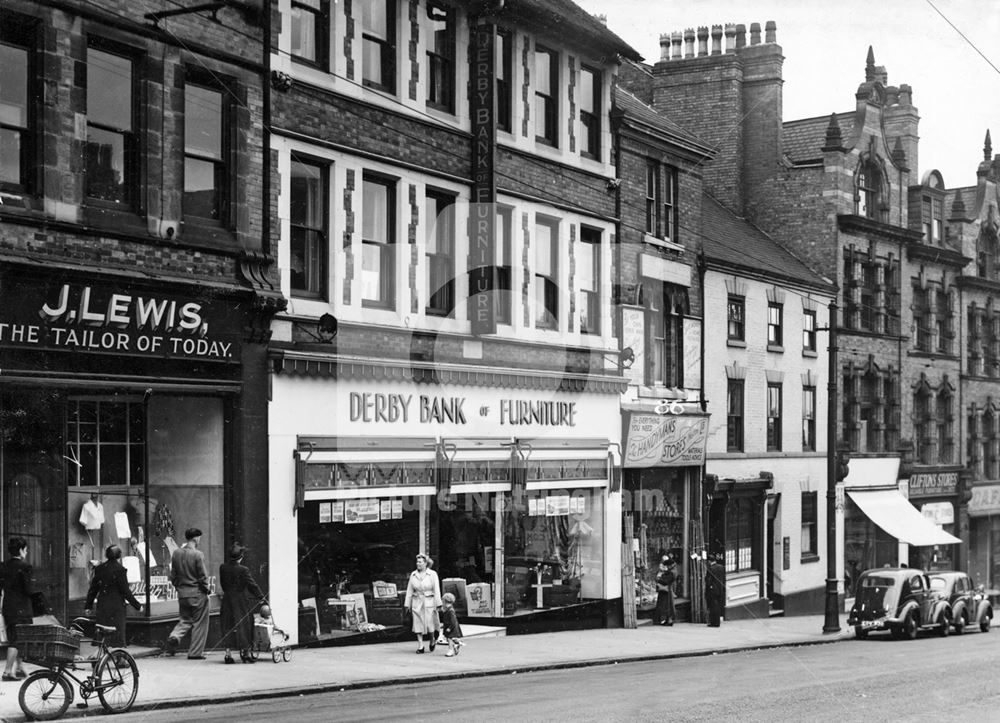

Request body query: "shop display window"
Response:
[438, 493, 496, 617]
[844, 495, 897, 596]
[627, 468, 686, 610]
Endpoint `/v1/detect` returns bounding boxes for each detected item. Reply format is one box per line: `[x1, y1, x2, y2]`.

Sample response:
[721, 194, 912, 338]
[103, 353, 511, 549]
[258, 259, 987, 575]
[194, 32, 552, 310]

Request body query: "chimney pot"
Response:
[659, 33, 671, 61]
[697, 26, 709, 56]
[724, 23, 737, 53]
[750, 22, 761, 45]
[671, 31, 683, 60]
[711, 24, 723, 55]
[898, 83, 912, 105]
[736, 24, 747, 48]
[765, 20, 776, 43]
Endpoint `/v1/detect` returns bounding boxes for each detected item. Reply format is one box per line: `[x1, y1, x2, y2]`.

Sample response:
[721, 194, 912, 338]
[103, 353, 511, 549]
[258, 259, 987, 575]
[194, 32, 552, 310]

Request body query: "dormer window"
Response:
[922, 195, 943, 245]
[856, 161, 883, 221]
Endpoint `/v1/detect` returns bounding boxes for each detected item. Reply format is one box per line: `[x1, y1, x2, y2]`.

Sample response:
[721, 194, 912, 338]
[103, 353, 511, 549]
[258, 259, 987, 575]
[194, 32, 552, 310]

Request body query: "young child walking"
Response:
[440, 593, 465, 657]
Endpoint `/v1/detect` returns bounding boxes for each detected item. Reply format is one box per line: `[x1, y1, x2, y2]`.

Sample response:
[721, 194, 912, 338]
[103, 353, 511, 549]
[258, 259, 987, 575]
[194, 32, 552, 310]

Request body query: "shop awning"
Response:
[846, 489, 962, 546]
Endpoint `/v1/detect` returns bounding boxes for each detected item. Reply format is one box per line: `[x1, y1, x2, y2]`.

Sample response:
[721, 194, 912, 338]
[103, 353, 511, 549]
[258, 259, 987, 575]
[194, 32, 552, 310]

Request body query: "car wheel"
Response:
[938, 611, 950, 637]
[953, 611, 967, 635]
[889, 626, 903, 640]
[981, 614, 992, 633]
[854, 625, 868, 639]
[902, 611, 918, 640]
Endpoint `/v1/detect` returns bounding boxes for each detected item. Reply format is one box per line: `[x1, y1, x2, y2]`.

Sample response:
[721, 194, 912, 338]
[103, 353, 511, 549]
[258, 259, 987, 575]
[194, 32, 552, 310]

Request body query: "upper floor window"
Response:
[184, 79, 227, 221]
[727, 379, 744, 452]
[803, 309, 817, 352]
[802, 385, 816, 451]
[579, 66, 600, 158]
[86, 46, 136, 207]
[922, 195, 943, 245]
[727, 296, 745, 341]
[913, 284, 931, 352]
[496, 29, 512, 133]
[914, 384, 932, 464]
[534, 45, 558, 146]
[645, 163, 656, 234]
[649, 284, 687, 388]
[363, 0, 395, 93]
[362, 174, 396, 308]
[495, 206, 513, 325]
[767, 383, 782, 451]
[767, 302, 783, 348]
[578, 227, 600, 334]
[425, 2, 455, 112]
[936, 289, 953, 355]
[843, 367, 899, 454]
[856, 161, 883, 221]
[291, 0, 328, 67]
[645, 162, 678, 243]
[534, 218, 559, 328]
[1, 23, 33, 195]
[289, 156, 328, 298]
[936, 387, 953, 464]
[425, 190, 455, 316]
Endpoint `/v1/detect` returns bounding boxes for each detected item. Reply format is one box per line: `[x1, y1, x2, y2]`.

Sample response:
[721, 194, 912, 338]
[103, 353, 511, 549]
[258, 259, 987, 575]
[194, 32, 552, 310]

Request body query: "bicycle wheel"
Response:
[19, 670, 73, 721]
[96, 649, 139, 714]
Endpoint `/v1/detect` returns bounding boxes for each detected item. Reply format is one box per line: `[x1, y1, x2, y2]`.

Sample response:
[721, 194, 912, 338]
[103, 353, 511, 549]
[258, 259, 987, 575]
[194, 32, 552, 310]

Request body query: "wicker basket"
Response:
[16, 625, 81, 666]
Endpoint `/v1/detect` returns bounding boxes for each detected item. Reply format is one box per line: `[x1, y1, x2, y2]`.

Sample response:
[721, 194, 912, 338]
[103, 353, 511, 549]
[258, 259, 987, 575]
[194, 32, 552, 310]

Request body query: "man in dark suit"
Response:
[85, 545, 142, 647]
[705, 552, 726, 628]
[0, 536, 33, 680]
[165, 528, 211, 660]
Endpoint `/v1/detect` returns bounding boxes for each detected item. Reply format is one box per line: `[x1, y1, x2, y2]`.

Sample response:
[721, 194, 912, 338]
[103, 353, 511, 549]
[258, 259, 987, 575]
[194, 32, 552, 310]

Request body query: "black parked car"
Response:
[847, 568, 952, 639]
[928, 571, 993, 634]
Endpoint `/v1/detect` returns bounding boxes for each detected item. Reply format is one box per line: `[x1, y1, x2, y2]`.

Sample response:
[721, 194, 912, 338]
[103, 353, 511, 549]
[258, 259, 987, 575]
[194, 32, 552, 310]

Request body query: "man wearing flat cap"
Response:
[655, 555, 676, 626]
[165, 527, 211, 659]
[705, 552, 725, 627]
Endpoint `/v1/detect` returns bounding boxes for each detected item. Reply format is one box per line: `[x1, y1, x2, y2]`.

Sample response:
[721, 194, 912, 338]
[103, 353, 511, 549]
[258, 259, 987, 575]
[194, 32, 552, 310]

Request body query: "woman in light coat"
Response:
[403, 553, 442, 653]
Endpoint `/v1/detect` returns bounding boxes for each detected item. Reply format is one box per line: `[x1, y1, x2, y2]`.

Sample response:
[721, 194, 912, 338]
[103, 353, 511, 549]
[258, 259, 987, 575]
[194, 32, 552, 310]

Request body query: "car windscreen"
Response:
[929, 576, 949, 591]
[860, 576, 895, 588]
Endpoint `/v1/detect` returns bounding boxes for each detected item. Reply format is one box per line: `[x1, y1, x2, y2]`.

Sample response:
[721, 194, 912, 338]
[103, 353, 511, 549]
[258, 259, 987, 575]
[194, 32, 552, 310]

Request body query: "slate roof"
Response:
[782, 112, 855, 164]
[701, 194, 834, 291]
[508, 0, 642, 61]
[612, 87, 713, 153]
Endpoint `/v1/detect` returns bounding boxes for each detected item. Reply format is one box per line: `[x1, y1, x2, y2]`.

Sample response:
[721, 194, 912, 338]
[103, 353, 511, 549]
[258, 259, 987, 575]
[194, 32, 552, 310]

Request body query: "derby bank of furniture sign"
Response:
[0, 275, 241, 361]
[624, 413, 709, 467]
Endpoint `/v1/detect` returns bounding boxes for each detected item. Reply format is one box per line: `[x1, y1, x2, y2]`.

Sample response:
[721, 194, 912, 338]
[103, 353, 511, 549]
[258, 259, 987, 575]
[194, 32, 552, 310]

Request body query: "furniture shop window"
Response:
[362, 174, 396, 308]
[802, 309, 816, 352]
[727, 379, 744, 452]
[767, 302, 783, 348]
[767, 383, 782, 451]
[65, 399, 145, 488]
[578, 227, 600, 334]
[727, 295, 745, 341]
[362, 0, 396, 93]
[801, 491, 818, 558]
[496, 28, 512, 132]
[0, 25, 33, 194]
[289, 155, 328, 298]
[579, 65, 600, 158]
[425, 1, 455, 112]
[802, 385, 816, 451]
[425, 189, 455, 316]
[534, 217, 559, 328]
[534, 44, 558, 146]
[645, 162, 656, 235]
[184, 79, 228, 221]
[291, 0, 328, 67]
[86, 45, 136, 207]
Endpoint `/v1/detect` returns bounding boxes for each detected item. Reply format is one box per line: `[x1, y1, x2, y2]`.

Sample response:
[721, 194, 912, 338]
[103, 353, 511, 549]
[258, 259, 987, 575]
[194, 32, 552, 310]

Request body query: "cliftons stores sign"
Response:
[0, 276, 242, 362]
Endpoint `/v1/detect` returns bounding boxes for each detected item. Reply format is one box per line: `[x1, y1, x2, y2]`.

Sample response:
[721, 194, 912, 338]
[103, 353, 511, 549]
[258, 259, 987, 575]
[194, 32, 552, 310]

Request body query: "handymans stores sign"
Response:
[624, 413, 709, 468]
[0, 274, 242, 362]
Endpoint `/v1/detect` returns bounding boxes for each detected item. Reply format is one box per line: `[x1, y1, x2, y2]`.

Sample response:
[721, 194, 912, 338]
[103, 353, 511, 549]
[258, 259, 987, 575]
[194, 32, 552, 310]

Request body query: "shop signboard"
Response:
[920, 501, 954, 525]
[0, 271, 243, 362]
[907, 472, 958, 499]
[969, 485, 1000, 517]
[623, 413, 709, 468]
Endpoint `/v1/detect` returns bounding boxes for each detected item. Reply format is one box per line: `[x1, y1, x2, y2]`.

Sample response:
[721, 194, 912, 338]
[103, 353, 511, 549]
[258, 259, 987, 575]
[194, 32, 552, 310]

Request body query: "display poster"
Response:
[318, 502, 332, 523]
[624, 413, 709, 467]
[114, 511, 132, 539]
[391, 499, 403, 519]
[380, 500, 392, 519]
[332, 501, 345, 522]
[528, 498, 540, 516]
[345, 499, 380, 524]
[546, 495, 570, 516]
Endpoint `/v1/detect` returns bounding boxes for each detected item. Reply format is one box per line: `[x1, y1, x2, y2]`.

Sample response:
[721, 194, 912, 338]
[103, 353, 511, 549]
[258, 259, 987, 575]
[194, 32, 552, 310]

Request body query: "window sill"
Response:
[727, 339, 747, 348]
[800, 554, 820, 564]
[180, 218, 238, 249]
[767, 344, 784, 353]
[643, 234, 683, 253]
[802, 349, 818, 358]
[82, 204, 147, 237]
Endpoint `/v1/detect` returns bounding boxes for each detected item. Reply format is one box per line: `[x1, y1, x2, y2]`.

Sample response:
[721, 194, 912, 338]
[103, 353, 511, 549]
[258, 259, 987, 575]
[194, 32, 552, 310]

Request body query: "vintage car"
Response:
[928, 571, 993, 634]
[847, 568, 952, 639]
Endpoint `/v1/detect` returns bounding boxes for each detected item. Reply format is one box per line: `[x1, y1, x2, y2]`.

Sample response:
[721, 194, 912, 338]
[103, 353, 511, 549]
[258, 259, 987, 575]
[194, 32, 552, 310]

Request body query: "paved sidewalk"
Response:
[0, 615, 859, 721]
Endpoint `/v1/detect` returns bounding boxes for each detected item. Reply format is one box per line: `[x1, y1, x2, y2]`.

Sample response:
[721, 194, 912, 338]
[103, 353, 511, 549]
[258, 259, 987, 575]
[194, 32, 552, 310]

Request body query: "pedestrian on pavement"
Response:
[85, 544, 142, 647]
[219, 543, 264, 665]
[165, 528, 211, 660]
[440, 592, 465, 657]
[404, 553, 441, 653]
[655, 555, 676, 626]
[705, 552, 726, 628]
[0, 536, 33, 681]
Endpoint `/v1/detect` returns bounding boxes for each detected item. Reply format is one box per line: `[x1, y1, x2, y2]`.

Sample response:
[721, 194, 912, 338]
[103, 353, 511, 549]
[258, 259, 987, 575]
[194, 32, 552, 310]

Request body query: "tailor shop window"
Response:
[66, 396, 225, 621]
[502, 460, 606, 615]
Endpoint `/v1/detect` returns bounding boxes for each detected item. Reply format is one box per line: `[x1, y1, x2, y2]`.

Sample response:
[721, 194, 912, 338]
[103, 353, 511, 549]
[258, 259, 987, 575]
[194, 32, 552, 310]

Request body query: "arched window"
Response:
[935, 386, 953, 463]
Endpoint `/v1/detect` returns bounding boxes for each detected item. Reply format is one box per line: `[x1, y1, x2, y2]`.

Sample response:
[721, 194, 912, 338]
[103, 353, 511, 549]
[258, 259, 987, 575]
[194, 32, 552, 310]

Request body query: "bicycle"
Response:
[17, 617, 139, 721]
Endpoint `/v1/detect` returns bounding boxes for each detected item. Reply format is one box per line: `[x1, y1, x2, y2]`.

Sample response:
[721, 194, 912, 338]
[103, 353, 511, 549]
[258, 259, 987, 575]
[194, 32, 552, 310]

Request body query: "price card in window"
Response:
[332, 501, 344, 523]
[319, 502, 332, 524]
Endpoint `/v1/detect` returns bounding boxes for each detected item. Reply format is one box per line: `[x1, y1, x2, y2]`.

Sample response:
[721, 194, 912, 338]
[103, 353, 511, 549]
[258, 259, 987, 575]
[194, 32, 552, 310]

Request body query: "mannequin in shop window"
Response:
[80, 493, 106, 569]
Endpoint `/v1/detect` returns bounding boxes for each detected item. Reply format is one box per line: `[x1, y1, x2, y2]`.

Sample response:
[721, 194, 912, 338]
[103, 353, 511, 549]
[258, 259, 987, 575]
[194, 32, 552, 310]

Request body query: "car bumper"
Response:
[848, 615, 903, 630]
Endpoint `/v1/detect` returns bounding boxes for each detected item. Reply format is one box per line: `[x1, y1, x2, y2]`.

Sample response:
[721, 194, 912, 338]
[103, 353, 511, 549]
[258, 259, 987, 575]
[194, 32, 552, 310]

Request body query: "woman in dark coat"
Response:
[0, 536, 33, 680]
[219, 544, 264, 664]
[85, 545, 142, 647]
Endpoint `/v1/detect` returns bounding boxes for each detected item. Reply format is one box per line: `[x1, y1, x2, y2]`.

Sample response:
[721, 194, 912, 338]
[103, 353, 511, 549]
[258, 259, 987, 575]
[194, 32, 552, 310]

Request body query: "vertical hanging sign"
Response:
[469, 21, 497, 336]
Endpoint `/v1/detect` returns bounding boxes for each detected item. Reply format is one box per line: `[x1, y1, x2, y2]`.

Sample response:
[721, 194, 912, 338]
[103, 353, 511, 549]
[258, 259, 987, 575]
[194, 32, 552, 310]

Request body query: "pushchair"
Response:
[249, 603, 292, 663]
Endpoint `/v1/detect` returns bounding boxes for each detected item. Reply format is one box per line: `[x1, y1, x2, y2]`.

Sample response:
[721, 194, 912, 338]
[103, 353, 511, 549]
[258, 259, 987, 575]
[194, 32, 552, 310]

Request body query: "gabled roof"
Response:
[701, 194, 834, 291]
[612, 86, 713, 155]
[783, 112, 855, 164]
[504, 1, 642, 61]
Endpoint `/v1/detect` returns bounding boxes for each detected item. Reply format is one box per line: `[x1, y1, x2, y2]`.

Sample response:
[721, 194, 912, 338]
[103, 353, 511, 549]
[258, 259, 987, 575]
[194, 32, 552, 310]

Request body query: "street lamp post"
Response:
[823, 299, 842, 634]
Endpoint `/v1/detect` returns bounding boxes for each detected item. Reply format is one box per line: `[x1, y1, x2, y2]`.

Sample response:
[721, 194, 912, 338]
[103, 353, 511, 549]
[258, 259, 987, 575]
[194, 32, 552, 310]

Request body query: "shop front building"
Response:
[268, 361, 626, 645]
[0, 263, 269, 644]
[903, 468, 967, 572]
[968, 484, 1000, 591]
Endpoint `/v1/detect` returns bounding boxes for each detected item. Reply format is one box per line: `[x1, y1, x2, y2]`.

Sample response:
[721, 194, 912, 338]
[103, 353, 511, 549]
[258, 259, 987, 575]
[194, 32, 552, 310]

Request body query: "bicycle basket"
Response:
[17, 624, 81, 665]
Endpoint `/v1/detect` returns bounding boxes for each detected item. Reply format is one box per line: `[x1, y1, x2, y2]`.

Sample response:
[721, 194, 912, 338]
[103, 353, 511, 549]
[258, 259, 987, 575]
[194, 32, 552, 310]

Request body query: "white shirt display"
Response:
[79, 499, 105, 530]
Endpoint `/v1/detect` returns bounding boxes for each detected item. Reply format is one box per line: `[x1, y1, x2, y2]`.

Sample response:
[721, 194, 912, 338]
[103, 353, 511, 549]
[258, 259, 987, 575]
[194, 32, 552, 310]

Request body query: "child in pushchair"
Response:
[251, 604, 292, 663]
